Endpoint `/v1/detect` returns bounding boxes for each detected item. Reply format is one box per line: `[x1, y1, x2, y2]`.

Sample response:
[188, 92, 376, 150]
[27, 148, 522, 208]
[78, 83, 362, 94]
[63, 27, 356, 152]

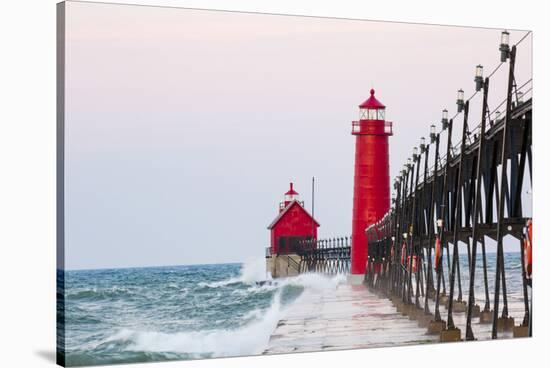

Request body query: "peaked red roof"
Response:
[267, 200, 320, 230]
[359, 89, 385, 109]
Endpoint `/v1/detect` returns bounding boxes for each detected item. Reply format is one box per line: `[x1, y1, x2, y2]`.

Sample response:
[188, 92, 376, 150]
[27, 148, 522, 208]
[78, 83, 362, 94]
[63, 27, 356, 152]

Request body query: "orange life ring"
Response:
[524, 219, 532, 278]
[435, 236, 441, 270]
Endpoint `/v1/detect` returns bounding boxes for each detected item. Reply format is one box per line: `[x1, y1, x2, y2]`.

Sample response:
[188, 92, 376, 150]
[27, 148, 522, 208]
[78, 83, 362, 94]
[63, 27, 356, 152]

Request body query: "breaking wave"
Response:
[198, 258, 271, 288]
[63, 259, 349, 365]
[97, 291, 284, 358]
[66, 286, 137, 301]
[91, 267, 344, 359]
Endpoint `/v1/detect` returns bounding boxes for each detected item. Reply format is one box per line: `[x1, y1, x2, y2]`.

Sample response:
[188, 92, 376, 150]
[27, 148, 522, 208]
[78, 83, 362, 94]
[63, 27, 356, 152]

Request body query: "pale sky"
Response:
[63, 1, 532, 269]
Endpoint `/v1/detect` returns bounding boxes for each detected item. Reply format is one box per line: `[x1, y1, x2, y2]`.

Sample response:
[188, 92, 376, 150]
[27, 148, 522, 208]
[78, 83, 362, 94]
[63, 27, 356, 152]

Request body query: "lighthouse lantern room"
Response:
[280, 182, 301, 211]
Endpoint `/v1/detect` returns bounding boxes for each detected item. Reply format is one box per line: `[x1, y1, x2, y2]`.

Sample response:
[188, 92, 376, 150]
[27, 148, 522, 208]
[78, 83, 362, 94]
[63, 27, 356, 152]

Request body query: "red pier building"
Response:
[267, 183, 319, 255]
[350, 89, 393, 280]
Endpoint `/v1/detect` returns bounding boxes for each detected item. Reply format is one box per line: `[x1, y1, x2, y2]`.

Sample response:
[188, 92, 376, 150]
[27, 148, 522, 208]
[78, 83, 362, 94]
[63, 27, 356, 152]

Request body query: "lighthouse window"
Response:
[367, 109, 377, 120]
[360, 108, 384, 120]
[285, 193, 298, 202]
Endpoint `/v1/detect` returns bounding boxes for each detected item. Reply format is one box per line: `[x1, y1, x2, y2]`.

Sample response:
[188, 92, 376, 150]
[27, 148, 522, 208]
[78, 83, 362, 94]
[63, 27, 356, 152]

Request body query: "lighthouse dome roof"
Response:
[285, 182, 299, 196]
[359, 89, 385, 109]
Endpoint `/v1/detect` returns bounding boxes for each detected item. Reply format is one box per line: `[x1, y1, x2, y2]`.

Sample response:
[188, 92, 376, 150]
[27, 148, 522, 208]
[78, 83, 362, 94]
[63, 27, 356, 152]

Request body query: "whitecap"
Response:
[99, 291, 284, 358]
[92, 269, 346, 357]
[198, 258, 272, 288]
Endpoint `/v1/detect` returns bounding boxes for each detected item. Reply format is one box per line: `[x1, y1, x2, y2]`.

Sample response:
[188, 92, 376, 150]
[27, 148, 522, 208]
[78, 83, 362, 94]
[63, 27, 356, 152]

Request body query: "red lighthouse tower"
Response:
[350, 89, 393, 279]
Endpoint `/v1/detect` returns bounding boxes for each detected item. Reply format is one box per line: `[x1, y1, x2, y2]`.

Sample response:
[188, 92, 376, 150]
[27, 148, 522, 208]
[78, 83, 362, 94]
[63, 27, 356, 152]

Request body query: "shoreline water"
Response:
[60, 260, 336, 365]
[59, 253, 525, 366]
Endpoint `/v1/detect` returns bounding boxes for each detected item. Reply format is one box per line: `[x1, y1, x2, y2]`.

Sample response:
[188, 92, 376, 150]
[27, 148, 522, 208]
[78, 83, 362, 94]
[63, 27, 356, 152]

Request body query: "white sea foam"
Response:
[102, 291, 284, 357]
[99, 262, 346, 358]
[201, 258, 347, 292]
[241, 257, 273, 283]
[199, 258, 271, 288]
[279, 272, 346, 290]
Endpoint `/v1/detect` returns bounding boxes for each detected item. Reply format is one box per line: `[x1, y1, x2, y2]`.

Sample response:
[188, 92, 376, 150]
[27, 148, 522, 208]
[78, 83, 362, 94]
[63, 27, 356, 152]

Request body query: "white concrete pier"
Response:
[265, 282, 527, 354]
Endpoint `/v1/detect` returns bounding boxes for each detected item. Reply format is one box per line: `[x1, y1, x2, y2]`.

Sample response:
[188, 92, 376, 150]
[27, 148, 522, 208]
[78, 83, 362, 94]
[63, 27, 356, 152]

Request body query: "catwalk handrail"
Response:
[365, 40, 532, 341]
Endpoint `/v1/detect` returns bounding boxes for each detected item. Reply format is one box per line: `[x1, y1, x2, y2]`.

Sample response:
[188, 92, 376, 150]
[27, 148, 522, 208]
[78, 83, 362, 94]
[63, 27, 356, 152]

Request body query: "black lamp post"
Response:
[500, 30, 510, 62]
[475, 65, 484, 92]
[441, 109, 449, 130]
[456, 89, 465, 113]
[420, 137, 426, 153]
[430, 124, 436, 143]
